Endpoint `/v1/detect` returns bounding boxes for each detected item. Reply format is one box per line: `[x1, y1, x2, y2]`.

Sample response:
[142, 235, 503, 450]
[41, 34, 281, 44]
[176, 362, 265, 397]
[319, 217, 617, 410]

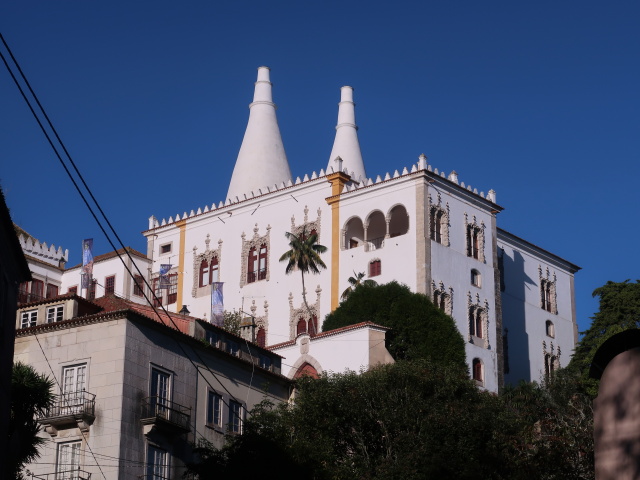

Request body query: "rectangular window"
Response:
[207, 391, 223, 427]
[20, 310, 37, 328]
[146, 444, 169, 480]
[47, 305, 64, 323]
[369, 260, 381, 277]
[133, 275, 144, 297]
[228, 400, 243, 434]
[18, 282, 29, 303]
[62, 363, 87, 414]
[150, 367, 171, 418]
[167, 274, 178, 305]
[56, 441, 81, 480]
[152, 278, 163, 307]
[160, 243, 172, 255]
[31, 279, 44, 300]
[259, 355, 272, 370]
[105, 275, 115, 295]
[68, 286, 78, 295]
[46, 284, 59, 299]
[88, 280, 97, 300]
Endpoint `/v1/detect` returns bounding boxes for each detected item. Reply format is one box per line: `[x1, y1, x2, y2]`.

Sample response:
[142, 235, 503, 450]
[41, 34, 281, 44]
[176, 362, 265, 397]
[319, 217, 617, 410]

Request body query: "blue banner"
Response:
[211, 282, 224, 326]
[81, 239, 93, 288]
[159, 264, 172, 289]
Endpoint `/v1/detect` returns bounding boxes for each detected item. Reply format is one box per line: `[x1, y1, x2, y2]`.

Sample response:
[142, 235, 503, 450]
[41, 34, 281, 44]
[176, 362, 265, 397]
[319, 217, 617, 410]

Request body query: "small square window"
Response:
[160, 243, 172, 255]
[47, 305, 64, 323]
[105, 275, 115, 295]
[68, 286, 78, 295]
[21, 310, 38, 329]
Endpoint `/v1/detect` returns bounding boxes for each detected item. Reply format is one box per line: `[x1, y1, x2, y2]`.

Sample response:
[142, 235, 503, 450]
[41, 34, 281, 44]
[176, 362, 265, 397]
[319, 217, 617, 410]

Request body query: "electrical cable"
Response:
[0, 30, 263, 449]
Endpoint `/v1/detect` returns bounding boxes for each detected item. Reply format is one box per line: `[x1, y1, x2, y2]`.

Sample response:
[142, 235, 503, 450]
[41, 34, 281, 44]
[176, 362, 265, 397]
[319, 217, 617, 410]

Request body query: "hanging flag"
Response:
[159, 264, 172, 289]
[211, 282, 224, 326]
[81, 239, 94, 288]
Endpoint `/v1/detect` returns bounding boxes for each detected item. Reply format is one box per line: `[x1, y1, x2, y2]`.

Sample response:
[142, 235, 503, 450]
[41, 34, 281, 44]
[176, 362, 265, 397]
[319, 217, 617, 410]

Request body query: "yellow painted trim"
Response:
[176, 219, 187, 310]
[326, 172, 350, 311]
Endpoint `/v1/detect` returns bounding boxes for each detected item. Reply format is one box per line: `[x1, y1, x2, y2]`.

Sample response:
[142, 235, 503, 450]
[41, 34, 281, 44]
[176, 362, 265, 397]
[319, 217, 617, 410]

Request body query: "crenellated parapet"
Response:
[18, 234, 68, 267]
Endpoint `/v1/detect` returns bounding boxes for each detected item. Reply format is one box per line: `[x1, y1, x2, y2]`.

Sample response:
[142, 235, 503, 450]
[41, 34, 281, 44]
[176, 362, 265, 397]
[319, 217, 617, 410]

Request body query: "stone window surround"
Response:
[428, 193, 450, 246]
[291, 205, 322, 242]
[191, 235, 223, 298]
[240, 224, 271, 288]
[432, 280, 453, 316]
[240, 300, 269, 345]
[288, 286, 321, 340]
[464, 213, 486, 263]
[539, 266, 558, 315]
[543, 340, 561, 375]
[468, 292, 490, 349]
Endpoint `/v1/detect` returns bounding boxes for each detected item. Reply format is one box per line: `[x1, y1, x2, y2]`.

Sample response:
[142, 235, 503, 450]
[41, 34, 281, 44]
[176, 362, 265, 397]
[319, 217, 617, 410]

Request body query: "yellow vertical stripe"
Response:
[326, 172, 350, 311]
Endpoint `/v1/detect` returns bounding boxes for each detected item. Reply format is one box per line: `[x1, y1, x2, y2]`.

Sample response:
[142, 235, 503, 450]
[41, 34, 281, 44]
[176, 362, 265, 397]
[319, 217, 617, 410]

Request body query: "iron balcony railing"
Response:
[40, 391, 96, 421]
[141, 396, 191, 433]
[246, 268, 267, 283]
[29, 469, 92, 480]
[18, 291, 45, 304]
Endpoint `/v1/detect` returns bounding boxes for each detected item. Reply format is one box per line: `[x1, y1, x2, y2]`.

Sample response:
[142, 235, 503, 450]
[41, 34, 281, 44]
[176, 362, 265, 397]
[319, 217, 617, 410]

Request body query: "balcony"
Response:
[141, 396, 191, 435]
[29, 469, 92, 480]
[38, 391, 96, 436]
[366, 236, 385, 251]
[246, 268, 267, 284]
[18, 291, 44, 305]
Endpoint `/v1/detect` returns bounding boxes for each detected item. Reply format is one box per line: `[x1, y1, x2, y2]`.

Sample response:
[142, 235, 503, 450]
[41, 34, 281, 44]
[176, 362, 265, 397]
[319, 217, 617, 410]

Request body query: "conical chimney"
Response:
[326, 86, 366, 182]
[227, 67, 292, 200]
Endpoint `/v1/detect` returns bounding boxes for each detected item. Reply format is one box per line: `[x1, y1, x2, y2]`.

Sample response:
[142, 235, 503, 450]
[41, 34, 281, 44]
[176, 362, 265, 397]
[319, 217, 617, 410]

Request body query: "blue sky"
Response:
[1, 1, 638, 333]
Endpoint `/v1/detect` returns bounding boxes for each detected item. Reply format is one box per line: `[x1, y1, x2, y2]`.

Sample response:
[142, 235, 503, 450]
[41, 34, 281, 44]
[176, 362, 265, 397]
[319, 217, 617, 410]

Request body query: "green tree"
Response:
[569, 279, 640, 396]
[8, 362, 54, 480]
[323, 281, 466, 370]
[221, 309, 242, 336]
[279, 228, 327, 332]
[340, 270, 377, 301]
[187, 361, 509, 480]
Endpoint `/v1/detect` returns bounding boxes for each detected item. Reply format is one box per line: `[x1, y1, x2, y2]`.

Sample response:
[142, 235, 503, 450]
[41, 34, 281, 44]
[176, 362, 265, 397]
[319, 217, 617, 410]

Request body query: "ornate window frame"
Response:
[467, 292, 490, 348]
[240, 224, 271, 288]
[191, 235, 223, 298]
[291, 205, 322, 241]
[240, 300, 269, 346]
[539, 266, 558, 314]
[542, 340, 561, 376]
[432, 280, 453, 316]
[288, 286, 322, 340]
[428, 193, 450, 246]
[464, 213, 486, 262]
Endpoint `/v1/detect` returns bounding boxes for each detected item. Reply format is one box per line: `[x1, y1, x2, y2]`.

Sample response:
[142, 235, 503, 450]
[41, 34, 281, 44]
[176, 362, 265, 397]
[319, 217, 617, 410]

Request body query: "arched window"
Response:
[430, 208, 444, 243]
[471, 269, 481, 287]
[472, 358, 483, 385]
[388, 204, 409, 238]
[256, 327, 266, 347]
[199, 259, 209, 287]
[545, 320, 555, 338]
[294, 362, 319, 379]
[467, 225, 481, 259]
[309, 316, 318, 336]
[210, 257, 219, 283]
[258, 244, 268, 280]
[469, 306, 484, 339]
[247, 247, 258, 283]
[297, 318, 307, 336]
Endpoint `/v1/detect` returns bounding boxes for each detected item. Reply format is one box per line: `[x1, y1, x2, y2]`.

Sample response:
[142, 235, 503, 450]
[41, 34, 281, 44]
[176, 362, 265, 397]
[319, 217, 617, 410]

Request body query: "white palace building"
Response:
[15, 67, 580, 396]
[138, 66, 579, 392]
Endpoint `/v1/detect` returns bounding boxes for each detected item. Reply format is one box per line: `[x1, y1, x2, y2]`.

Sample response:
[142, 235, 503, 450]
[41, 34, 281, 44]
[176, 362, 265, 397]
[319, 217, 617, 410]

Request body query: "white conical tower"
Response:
[226, 67, 292, 200]
[326, 86, 366, 182]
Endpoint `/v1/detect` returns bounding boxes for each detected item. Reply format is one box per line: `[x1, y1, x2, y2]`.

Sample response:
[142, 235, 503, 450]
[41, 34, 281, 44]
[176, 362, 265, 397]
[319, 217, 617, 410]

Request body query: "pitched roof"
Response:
[269, 321, 389, 350]
[66, 247, 148, 270]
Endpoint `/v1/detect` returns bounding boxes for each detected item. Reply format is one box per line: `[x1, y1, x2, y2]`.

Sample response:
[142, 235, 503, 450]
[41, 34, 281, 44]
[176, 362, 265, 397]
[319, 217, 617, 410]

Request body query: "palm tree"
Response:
[280, 227, 327, 334]
[8, 362, 54, 480]
[341, 271, 378, 301]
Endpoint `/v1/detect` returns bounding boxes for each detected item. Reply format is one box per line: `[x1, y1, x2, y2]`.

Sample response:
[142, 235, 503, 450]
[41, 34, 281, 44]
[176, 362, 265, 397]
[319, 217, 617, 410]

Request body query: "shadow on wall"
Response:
[502, 250, 536, 383]
[591, 331, 640, 480]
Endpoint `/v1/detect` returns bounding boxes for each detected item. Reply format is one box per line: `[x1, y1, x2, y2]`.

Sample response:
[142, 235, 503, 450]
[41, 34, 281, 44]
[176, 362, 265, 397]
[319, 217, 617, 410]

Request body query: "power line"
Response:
[0, 30, 257, 446]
